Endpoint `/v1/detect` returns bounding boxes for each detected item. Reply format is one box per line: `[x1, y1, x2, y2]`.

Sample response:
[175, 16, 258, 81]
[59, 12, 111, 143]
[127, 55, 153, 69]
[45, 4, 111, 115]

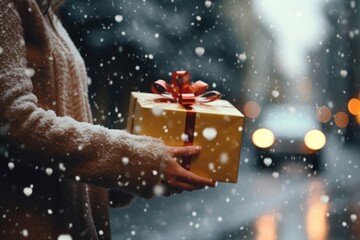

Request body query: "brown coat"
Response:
[0, 0, 169, 239]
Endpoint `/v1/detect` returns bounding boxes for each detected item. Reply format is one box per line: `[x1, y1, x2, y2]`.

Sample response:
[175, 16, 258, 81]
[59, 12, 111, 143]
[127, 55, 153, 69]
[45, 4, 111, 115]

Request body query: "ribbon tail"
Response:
[181, 107, 196, 170]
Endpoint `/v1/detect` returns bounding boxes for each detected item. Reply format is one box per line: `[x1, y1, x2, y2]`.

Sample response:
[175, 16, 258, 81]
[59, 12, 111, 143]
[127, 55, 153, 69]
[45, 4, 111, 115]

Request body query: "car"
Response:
[251, 104, 327, 172]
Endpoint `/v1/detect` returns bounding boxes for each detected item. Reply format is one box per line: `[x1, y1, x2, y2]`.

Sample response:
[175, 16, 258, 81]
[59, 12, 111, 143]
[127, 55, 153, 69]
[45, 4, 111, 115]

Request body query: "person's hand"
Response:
[161, 146, 216, 196]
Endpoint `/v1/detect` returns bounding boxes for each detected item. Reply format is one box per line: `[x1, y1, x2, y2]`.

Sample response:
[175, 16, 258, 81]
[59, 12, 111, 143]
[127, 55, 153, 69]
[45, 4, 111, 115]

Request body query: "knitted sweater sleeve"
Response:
[0, 1, 170, 198]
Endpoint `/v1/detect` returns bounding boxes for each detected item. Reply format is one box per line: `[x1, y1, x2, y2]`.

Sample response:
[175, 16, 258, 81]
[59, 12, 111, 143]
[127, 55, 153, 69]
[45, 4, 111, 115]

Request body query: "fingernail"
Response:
[195, 146, 202, 150]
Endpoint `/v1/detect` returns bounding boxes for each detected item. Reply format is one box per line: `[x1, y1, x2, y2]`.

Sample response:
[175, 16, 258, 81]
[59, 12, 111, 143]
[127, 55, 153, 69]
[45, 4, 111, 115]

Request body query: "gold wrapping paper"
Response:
[126, 92, 244, 183]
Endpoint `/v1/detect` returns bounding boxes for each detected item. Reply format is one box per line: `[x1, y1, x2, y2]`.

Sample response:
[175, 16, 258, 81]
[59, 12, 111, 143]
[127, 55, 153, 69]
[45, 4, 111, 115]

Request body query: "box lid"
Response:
[131, 92, 244, 117]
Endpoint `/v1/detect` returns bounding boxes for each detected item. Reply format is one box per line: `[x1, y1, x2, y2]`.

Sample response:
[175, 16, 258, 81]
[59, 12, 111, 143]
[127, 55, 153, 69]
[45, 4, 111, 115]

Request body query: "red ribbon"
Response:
[151, 71, 221, 106]
[151, 71, 221, 170]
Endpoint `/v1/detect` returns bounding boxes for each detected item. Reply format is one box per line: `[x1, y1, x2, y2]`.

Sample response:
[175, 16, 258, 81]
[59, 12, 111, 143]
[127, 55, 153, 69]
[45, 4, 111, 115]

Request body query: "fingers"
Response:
[171, 161, 215, 187]
[162, 160, 215, 196]
[167, 145, 202, 157]
[173, 163, 216, 188]
[161, 148, 216, 197]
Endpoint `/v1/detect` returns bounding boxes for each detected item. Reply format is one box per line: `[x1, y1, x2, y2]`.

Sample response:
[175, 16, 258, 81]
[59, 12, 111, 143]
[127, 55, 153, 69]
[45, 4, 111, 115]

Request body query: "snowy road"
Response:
[111, 134, 360, 240]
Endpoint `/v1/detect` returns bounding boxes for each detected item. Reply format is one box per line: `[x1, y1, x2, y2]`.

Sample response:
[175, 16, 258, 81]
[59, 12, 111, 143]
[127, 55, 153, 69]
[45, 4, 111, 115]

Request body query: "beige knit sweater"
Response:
[0, 0, 170, 239]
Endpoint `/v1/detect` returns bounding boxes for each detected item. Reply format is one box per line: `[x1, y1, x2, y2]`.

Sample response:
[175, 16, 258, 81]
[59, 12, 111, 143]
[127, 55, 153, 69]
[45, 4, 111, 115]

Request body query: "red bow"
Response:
[151, 71, 221, 106]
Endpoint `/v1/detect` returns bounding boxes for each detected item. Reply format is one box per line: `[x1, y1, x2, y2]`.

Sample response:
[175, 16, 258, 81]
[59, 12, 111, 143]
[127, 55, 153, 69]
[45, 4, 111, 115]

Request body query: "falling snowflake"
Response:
[23, 187, 33, 197]
[25, 68, 35, 78]
[151, 106, 164, 116]
[21, 229, 29, 237]
[59, 163, 66, 171]
[153, 184, 165, 196]
[220, 153, 229, 164]
[263, 158, 272, 167]
[115, 15, 123, 23]
[320, 195, 329, 203]
[8, 162, 15, 170]
[58, 234, 72, 240]
[340, 70, 348, 78]
[45, 168, 53, 176]
[208, 162, 215, 171]
[272, 90, 280, 98]
[238, 52, 247, 62]
[205, 0, 212, 8]
[202, 127, 217, 141]
[195, 47, 205, 57]
[350, 214, 358, 222]
[181, 133, 189, 141]
[272, 172, 279, 179]
[122, 157, 129, 165]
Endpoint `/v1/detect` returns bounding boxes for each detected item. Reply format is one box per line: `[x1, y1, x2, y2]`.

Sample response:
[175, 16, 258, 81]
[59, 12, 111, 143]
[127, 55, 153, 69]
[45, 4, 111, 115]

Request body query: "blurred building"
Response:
[224, 1, 283, 109]
[309, 0, 360, 142]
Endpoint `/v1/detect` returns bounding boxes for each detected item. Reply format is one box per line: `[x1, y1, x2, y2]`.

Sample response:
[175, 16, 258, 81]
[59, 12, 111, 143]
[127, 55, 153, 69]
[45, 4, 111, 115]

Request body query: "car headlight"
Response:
[304, 130, 326, 150]
[252, 128, 275, 149]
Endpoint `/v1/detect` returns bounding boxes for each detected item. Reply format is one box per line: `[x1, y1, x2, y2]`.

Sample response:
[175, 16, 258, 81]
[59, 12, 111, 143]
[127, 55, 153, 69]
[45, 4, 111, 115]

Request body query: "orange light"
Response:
[306, 180, 328, 240]
[244, 101, 261, 119]
[252, 128, 275, 148]
[316, 106, 332, 123]
[334, 112, 349, 128]
[348, 98, 360, 115]
[304, 130, 326, 150]
[255, 212, 277, 240]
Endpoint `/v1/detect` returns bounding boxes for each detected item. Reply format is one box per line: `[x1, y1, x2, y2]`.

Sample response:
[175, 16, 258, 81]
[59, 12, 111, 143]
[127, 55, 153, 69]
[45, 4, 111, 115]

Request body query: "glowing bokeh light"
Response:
[334, 112, 349, 128]
[316, 106, 332, 123]
[348, 98, 360, 115]
[244, 101, 261, 119]
[252, 128, 275, 148]
[304, 130, 326, 150]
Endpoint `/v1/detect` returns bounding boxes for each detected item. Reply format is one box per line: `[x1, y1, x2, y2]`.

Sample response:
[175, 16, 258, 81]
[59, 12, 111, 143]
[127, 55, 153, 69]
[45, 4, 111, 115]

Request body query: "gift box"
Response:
[126, 71, 244, 183]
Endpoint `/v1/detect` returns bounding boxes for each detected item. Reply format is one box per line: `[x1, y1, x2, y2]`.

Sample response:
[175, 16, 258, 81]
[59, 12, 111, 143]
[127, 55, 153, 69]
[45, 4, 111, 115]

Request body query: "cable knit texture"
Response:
[0, 0, 170, 239]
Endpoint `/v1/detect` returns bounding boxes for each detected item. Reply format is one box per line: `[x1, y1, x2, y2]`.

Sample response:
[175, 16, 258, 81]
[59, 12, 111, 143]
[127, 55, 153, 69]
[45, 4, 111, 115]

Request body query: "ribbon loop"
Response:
[190, 80, 208, 96]
[151, 79, 177, 100]
[197, 91, 222, 103]
[151, 71, 221, 106]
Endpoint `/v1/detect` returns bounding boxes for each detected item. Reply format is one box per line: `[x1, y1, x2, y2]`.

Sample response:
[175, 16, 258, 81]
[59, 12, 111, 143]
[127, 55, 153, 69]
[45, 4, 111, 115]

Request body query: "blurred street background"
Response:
[60, 0, 360, 239]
